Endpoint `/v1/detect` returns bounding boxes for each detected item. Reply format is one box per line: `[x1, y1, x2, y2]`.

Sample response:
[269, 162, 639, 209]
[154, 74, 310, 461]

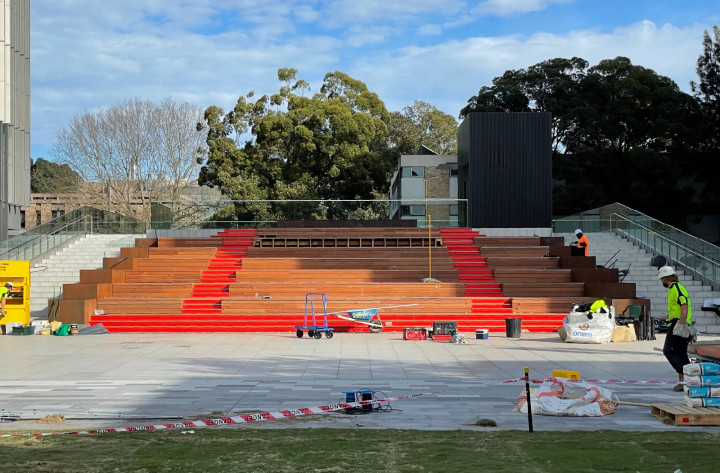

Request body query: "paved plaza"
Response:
[1, 330, 719, 433]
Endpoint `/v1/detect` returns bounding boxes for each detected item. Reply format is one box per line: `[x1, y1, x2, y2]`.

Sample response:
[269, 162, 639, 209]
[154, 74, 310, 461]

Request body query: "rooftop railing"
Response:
[150, 199, 468, 229]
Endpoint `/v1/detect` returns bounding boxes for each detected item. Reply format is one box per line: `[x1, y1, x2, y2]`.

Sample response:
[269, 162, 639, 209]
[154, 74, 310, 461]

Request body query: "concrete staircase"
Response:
[560, 231, 720, 334]
[29, 234, 141, 319]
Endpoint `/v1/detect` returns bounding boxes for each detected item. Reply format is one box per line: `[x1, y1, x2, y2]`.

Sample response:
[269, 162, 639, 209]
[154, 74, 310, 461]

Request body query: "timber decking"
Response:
[51, 227, 630, 334]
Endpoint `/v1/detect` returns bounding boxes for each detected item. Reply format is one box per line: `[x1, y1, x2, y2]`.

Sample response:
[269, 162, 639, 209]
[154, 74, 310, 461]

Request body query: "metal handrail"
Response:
[610, 212, 716, 263]
[554, 202, 719, 290]
[609, 212, 719, 290]
[0, 215, 92, 261]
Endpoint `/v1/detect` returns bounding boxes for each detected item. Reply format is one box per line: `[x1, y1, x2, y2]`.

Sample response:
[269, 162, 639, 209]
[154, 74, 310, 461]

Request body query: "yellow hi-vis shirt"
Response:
[667, 282, 692, 323]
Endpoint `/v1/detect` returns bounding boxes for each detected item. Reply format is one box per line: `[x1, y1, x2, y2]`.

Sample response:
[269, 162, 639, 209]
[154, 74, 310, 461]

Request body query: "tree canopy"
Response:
[198, 69, 397, 221]
[691, 26, 720, 208]
[30, 158, 82, 193]
[387, 101, 458, 155]
[52, 98, 207, 221]
[461, 56, 701, 223]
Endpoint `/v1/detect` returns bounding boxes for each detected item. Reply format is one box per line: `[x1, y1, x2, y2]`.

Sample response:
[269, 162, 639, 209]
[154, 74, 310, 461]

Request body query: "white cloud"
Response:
[29, 0, 715, 160]
[472, 0, 576, 17]
[348, 21, 709, 118]
[418, 24, 444, 36]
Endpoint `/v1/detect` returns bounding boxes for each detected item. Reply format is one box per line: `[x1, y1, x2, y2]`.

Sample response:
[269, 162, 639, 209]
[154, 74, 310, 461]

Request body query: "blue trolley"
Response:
[294, 292, 335, 339]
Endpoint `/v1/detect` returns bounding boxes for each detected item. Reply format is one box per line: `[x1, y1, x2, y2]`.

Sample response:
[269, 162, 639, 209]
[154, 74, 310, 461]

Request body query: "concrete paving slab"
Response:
[1, 331, 720, 433]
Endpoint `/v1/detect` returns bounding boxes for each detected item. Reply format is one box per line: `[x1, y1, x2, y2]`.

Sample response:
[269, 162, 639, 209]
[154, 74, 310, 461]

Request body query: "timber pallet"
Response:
[650, 403, 720, 426]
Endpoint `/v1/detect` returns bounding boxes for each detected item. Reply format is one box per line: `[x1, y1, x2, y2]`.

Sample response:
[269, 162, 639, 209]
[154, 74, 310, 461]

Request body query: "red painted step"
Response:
[439, 228, 503, 297]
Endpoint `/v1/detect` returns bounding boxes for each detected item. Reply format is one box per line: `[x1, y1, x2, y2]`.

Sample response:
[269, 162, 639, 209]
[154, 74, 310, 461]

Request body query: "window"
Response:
[401, 205, 426, 216]
[401, 166, 425, 178]
[489, 150, 506, 168]
[449, 204, 458, 216]
[450, 168, 458, 176]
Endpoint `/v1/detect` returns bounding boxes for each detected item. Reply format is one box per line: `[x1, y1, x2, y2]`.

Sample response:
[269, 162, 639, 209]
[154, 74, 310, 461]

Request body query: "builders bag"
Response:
[563, 305, 615, 344]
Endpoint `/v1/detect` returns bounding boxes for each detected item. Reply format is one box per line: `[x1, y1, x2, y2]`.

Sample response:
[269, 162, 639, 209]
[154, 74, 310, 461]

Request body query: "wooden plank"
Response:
[240, 257, 455, 271]
[651, 403, 720, 426]
[478, 246, 550, 257]
[492, 269, 571, 283]
[485, 257, 560, 269]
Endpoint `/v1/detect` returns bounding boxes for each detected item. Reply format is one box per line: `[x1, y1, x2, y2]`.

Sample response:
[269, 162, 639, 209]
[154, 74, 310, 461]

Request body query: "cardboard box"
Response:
[611, 326, 637, 343]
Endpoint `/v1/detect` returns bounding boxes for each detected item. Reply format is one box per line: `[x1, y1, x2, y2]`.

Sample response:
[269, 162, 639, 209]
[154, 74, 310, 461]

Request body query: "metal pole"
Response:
[524, 366, 533, 433]
[428, 215, 432, 280]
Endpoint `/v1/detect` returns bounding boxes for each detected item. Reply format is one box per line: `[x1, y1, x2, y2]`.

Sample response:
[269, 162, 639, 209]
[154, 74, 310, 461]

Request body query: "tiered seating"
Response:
[56, 226, 637, 334]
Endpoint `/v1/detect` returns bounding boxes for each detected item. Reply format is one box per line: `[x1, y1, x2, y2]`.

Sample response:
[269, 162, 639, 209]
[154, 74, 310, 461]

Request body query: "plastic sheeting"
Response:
[516, 379, 617, 417]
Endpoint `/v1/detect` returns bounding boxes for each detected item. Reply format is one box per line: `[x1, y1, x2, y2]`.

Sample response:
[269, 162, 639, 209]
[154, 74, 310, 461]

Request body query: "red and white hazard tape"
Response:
[0, 390, 442, 438]
[503, 376, 678, 385]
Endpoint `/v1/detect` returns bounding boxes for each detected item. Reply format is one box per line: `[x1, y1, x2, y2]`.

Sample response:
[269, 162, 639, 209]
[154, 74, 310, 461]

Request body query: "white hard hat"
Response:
[4, 282, 12, 288]
[657, 266, 675, 279]
[574, 229, 582, 235]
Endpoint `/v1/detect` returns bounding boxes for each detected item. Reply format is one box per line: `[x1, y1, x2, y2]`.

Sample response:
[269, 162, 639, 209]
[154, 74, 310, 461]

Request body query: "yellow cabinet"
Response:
[0, 260, 31, 326]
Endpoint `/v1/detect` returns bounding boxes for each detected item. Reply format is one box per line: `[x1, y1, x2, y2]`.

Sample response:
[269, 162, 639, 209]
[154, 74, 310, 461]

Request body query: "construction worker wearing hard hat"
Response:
[0, 282, 12, 318]
[571, 229, 589, 257]
[657, 266, 694, 391]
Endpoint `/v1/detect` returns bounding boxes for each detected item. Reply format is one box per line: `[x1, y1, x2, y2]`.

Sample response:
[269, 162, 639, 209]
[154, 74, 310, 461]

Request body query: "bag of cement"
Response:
[562, 306, 615, 344]
[684, 375, 720, 387]
[684, 396, 720, 408]
[684, 386, 720, 398]
[683, 362, 720, 376]
[515, 379, 616, 416]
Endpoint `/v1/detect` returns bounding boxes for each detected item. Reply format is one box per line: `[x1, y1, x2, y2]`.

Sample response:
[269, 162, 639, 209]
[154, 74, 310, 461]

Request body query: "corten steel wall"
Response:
[458, 112, 552, 228]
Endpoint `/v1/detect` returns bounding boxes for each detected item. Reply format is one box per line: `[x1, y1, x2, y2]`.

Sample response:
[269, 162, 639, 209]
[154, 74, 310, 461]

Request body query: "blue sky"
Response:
[30, 0, 720, 159]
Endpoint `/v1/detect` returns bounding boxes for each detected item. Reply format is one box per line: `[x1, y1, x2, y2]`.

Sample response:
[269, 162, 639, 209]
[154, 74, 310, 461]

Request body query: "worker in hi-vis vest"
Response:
[572, 229, 589, 256]
[0, 282, 12, 317]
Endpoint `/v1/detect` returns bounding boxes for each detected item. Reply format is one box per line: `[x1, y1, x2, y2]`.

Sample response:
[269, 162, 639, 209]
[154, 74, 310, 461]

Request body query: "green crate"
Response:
[11, 325, 34, 335]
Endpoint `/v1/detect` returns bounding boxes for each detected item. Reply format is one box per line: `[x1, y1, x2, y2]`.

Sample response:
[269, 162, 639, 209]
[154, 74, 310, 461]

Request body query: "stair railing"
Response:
[609, 212, 719, 291]
[0, 215, 92, 264]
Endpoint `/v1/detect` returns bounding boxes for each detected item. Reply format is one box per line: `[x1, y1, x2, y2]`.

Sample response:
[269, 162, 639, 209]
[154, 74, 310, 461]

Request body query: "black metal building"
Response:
[457, 112, 552, 228]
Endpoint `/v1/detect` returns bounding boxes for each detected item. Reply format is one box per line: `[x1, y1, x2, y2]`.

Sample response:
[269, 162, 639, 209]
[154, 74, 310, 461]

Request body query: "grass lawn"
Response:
[0, 428, 717, 472]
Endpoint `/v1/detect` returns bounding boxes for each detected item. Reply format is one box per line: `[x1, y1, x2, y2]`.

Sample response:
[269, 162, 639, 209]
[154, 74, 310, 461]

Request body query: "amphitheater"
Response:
[0, 221, 719, 433]
[31, 225, 720, 336]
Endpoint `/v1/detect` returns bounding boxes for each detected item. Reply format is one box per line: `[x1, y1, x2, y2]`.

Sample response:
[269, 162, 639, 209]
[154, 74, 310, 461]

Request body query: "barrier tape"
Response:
[0, 390, 443, 439]
[503, 376, 679, 385]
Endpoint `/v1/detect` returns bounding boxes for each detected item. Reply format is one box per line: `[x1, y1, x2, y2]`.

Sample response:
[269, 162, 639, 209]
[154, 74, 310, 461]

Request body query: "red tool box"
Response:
[403, 327, 427, 340]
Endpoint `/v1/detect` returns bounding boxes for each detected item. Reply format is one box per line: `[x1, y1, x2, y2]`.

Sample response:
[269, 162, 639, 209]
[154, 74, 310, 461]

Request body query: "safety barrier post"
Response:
[524, 366, 533, 433]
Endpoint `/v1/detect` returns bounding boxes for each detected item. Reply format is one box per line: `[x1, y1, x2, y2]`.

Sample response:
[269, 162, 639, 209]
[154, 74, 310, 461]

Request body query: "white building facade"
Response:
[0, 0, 30, 241]
[389, 147, 460, 227]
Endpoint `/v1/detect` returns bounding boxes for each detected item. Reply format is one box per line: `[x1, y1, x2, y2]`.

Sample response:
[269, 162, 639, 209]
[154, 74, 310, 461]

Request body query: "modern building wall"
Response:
[0, 0, 31, 241]
[389, 153, 458, 226]
[458, 112, 552, 228]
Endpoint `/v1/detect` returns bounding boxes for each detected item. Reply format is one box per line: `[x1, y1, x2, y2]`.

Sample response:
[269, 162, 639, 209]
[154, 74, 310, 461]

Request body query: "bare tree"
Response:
[51, 98, 207, 220]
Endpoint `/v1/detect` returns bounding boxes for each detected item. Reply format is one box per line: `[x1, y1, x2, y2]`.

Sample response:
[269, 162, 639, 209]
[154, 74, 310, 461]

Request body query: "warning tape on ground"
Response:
[503, 376, 679, 385]
[0, 390, 444, 438]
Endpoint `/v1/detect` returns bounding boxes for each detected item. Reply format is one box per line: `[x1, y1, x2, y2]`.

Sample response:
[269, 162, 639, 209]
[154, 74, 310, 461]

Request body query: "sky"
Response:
[30, 0, 720, 159]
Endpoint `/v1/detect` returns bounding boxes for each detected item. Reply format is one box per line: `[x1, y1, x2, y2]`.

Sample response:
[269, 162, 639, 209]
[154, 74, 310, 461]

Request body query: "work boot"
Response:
[673, 373, 684, 392]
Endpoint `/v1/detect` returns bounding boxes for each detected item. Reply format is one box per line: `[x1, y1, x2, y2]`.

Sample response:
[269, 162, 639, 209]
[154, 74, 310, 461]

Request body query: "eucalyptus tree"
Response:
[198, 68, 394, 221]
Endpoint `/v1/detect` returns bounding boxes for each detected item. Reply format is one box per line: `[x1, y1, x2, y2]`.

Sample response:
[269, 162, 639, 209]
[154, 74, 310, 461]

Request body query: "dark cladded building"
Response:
[457, 112, 552, 228]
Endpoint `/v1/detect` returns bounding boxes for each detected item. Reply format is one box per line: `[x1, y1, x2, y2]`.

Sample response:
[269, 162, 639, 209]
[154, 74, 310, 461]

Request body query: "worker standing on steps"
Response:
[658, 266, 693, 392]
[0, 282, 12, 318]
[571, 229, 589, 256]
